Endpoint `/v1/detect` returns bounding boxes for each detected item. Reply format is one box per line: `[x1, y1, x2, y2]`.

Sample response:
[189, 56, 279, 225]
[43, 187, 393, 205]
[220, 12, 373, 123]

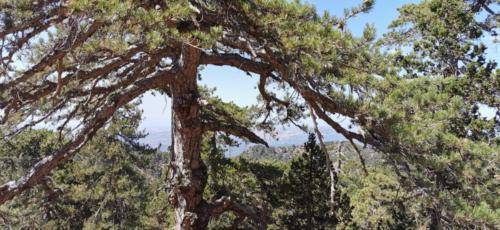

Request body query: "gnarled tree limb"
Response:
[0, 68, 176, 205]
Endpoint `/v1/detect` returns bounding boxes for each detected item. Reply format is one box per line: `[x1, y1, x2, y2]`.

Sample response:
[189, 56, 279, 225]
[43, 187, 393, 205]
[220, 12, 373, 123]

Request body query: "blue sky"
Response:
[139, 0, 498, 137]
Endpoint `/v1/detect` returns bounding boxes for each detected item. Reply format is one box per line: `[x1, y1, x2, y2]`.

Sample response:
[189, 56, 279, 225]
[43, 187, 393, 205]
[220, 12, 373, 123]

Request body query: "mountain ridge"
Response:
[239, 140, 381, 164]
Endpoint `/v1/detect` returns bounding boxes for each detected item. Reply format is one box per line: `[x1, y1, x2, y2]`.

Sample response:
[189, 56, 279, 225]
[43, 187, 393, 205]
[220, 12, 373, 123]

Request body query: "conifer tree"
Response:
[279, 134, 352, 229]
[378, 0, 499, 227]
[0, 1, 376, 228]
[0, 104, 171, 228]
[0, 0, 497, 228]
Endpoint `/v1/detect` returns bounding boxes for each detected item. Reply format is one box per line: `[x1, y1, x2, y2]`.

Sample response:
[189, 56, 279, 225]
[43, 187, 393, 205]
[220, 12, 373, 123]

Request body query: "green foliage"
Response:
[0, 105, 172, 229]
[201, 133, 287, 229]
[202, 134, 424, 229]
[2, 119, 495, 228]
[385, 0, 498, 106]
[365, 74, 500, 227]
[341, 159, 418, 229]
[0, 130, 64, 227]
[387, 0, 482, 75]
[367, 0, 500, 227]
[1, 0, 498, 228]
[278, 134, 341, 229]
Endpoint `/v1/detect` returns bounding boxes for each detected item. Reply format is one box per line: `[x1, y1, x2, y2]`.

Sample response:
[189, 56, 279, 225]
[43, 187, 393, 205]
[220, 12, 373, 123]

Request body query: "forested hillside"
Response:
[0, 112, 417, 229]
[240, 141, 380, 163]
[0, 0, 498, 229]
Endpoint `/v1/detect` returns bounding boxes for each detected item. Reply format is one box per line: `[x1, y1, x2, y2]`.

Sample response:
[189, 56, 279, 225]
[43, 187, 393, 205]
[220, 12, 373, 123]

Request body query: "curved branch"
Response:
[209, 196, 267, 229]
[0, 45, 179, 127]
[204, 121, 268, 147]
[0, 21, 104, 92]
[199, 50, 369, 146]
[0, 68, 176, 205]
[308, 100, 366, 142]
[0, 3, 68, 40]
[347, 138, 369, 176]
[199, 52, 270, 75]
[200, 99, 268, 147]
[258, 74, 289, 109]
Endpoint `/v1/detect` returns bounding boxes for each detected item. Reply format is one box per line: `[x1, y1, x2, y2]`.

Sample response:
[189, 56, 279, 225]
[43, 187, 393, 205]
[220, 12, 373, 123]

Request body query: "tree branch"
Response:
[200, 52, 271, 75]
[0, 20, 104, 92]
[0, 68, 177, 205]
[209, 196, 267, 229]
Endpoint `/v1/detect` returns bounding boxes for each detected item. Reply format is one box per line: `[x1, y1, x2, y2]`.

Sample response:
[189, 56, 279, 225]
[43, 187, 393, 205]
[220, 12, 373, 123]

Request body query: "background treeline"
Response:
[0, 106, 454, 229]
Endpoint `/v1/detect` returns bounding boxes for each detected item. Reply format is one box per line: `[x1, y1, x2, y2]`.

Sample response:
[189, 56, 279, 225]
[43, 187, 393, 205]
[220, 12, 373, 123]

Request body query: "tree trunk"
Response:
[167, 46, 209, 229]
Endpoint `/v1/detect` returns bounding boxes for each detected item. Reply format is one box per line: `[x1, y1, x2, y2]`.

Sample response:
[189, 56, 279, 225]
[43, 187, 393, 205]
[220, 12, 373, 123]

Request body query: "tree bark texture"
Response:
[167, 46, 210, 229]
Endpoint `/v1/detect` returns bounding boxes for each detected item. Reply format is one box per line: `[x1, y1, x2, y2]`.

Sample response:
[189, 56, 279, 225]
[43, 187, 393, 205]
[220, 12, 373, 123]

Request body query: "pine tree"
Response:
[0, 104, 172, 228]
[1, 0, 498, 228]
[0, 1, 376, 228]
[377, 0, 499, 227]
[279, 134, 352, 229]
[202, 132, 286, 229]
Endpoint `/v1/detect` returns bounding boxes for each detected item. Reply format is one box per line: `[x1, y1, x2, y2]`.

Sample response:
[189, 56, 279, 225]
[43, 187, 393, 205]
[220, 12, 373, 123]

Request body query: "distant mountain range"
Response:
[139, 124, 348, 155]
[239, 140, 381, 164]
[139, 124, 382, 167]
